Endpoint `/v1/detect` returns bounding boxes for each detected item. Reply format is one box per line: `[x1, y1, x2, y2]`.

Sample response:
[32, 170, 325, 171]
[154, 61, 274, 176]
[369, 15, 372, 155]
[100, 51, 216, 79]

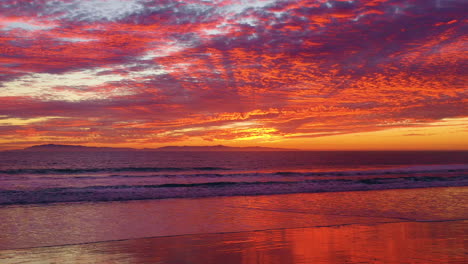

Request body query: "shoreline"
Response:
[1, 186, 466, 251]
[4, 214, 467, 251]
[1, 219, 466, 263]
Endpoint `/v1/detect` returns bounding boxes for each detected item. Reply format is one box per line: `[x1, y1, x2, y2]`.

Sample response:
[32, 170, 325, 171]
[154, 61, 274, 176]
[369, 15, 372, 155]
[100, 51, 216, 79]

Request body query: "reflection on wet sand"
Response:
[1, 220, 466, 264]
[0, 187, 467, 263]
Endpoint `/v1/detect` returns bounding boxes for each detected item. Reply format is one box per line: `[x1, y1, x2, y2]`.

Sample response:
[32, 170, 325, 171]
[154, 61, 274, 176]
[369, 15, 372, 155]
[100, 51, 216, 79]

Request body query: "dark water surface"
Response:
[2, 150, 467, 172]
[0, 151, 467, 204]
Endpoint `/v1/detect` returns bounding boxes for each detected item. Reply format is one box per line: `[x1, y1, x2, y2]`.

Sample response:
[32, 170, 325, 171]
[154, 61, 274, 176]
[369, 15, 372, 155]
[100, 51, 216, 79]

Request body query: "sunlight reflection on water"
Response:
[1, 221, 466, 264]
[0, 187, 467, 263]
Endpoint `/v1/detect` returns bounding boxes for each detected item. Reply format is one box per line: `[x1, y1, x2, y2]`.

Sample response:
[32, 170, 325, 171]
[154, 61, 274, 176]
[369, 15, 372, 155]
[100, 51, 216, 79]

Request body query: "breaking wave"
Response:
[0, 165, 466, 205]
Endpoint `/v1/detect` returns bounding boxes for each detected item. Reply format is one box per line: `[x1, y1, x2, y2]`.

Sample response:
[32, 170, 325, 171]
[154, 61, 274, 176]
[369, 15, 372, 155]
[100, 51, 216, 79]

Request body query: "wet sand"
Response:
[0, 187, 467, 263]
[1, 220, 466, 264]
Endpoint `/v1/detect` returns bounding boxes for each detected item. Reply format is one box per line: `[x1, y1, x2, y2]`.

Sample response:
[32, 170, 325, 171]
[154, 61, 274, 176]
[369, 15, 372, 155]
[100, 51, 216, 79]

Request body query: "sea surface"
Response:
[0, 150, 467, 205]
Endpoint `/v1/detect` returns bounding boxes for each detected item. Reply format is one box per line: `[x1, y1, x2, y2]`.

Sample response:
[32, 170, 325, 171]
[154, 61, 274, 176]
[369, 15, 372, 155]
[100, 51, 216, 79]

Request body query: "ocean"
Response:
[1, 151, 467, 263]
[1, 150, 467, 205]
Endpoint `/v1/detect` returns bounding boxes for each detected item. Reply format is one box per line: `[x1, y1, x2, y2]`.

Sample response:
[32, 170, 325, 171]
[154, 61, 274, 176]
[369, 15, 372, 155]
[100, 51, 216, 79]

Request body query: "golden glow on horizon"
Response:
[275, 118, 468, 150]
[1, 117, 466, 151]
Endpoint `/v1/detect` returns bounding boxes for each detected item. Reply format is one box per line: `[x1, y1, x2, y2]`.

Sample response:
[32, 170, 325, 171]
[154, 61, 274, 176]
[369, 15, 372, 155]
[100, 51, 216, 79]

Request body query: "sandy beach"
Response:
[1, 187, 466, 263]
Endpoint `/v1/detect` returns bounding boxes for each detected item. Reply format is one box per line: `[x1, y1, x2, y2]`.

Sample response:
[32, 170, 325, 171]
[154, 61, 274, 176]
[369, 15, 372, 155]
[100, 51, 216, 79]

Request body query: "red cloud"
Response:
[0, 0, 466, 148]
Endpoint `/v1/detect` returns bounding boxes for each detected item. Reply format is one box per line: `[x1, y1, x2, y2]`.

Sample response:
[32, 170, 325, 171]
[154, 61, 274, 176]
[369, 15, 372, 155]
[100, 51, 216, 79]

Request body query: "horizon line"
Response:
[1, 143, 467, 152]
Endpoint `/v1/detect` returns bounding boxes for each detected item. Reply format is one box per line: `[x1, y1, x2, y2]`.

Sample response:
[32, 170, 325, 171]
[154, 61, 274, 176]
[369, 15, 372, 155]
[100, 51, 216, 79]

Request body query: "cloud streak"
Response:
[0, 0, 466, 149]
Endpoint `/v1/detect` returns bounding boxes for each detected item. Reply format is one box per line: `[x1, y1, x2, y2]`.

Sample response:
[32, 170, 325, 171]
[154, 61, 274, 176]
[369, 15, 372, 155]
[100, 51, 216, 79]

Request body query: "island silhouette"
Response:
[14, 144, 296, 152]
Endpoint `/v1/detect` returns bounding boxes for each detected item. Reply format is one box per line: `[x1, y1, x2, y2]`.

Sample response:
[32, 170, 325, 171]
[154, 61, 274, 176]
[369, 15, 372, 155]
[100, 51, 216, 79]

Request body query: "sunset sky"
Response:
[0, 0, 466, 150]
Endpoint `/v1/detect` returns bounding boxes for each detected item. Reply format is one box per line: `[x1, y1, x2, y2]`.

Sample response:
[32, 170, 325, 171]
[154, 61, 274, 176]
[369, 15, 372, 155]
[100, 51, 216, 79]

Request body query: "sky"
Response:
[0, 0, 466, 150]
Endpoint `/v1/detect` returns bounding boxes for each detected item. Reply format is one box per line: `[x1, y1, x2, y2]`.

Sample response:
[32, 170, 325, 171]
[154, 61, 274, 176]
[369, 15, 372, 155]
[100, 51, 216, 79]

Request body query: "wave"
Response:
[1, 173, 466, 205]
[0, 167, 230, 175]
[275, 164, 468, 176]
[1, 164, 466, 180]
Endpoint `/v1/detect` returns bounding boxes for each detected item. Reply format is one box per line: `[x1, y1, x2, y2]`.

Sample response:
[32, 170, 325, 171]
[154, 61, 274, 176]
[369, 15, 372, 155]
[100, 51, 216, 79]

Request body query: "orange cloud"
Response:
[0, 0, 466, 150]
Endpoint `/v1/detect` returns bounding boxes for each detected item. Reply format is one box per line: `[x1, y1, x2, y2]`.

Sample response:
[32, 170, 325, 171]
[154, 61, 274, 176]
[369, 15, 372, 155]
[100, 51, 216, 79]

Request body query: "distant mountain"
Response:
[21, 144, 135, 152]
[16, 144, 295, 152]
